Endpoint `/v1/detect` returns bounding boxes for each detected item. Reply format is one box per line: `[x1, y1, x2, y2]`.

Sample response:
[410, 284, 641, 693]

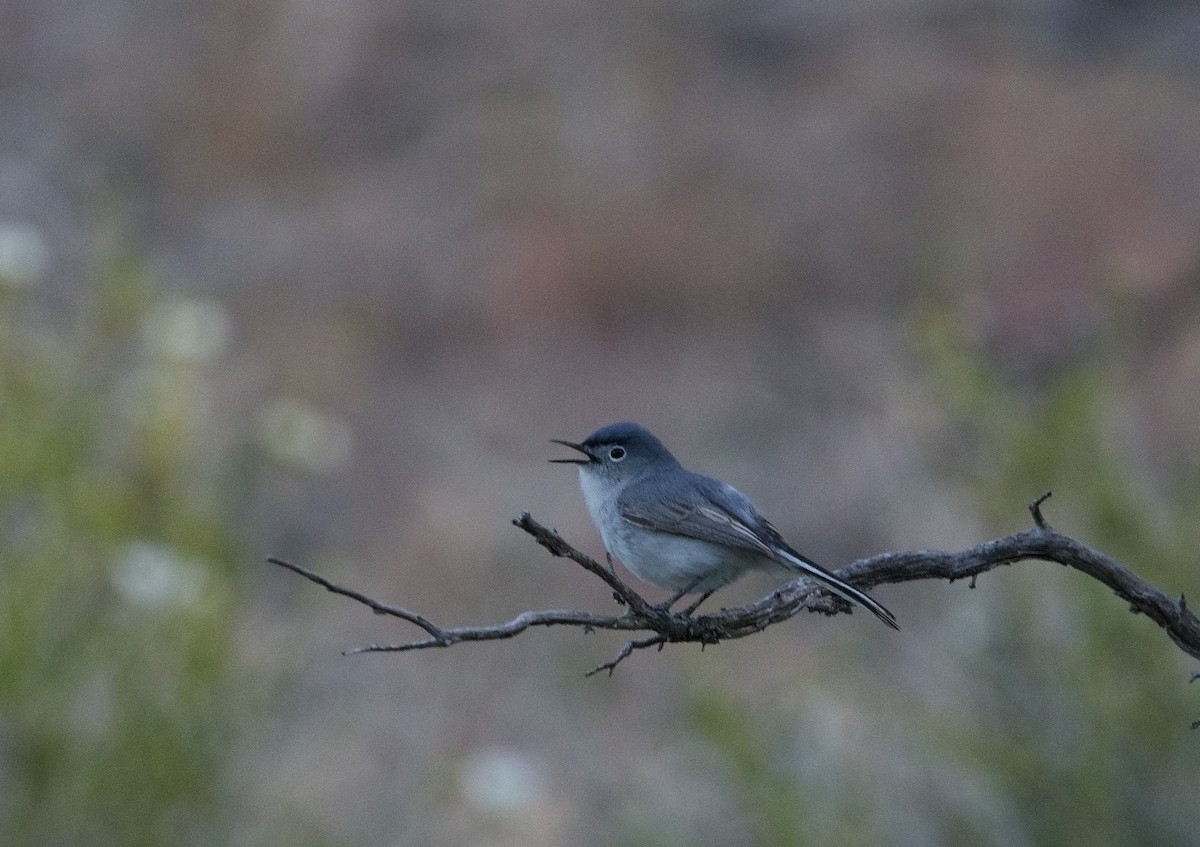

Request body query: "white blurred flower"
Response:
[257, 397, 352, 473]
[459, 748, 545, 814]
[112, 541, 209, 610]
[0, 221, 49, 289]
[143, 296, 231, 364]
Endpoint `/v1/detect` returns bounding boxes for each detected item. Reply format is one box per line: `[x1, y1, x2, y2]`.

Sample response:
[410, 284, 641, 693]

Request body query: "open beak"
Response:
[549, 439, 595, 464]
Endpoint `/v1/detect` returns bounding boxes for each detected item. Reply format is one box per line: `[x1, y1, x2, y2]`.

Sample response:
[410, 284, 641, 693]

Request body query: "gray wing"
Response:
[615, 472, 787, 557]
[619, 471, 901, 630]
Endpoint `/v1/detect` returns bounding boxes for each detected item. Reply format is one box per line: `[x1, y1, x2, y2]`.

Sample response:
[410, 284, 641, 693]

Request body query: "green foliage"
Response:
[0, 249, 250, 846]
[687, 691, 809, 843]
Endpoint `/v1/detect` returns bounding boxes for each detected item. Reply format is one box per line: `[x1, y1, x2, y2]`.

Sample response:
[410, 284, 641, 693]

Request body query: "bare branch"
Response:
[268, 495, 1200, 675]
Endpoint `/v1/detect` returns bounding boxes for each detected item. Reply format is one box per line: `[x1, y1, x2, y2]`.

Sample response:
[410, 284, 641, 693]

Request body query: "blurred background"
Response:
[2, 1, 1199, 844]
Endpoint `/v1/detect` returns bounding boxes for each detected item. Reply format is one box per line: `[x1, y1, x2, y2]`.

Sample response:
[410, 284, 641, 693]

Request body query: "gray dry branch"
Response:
[268, 493, 1200, 680]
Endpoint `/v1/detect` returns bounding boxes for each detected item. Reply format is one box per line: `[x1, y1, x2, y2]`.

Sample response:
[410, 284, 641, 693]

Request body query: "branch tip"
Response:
[1029, 491, 1053, 530]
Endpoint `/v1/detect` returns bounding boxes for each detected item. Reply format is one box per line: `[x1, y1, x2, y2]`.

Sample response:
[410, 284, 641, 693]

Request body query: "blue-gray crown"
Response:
[581, 422, 677, 461]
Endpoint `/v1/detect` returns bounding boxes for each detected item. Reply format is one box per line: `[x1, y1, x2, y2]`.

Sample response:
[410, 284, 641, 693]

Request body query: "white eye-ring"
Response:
[608, 446, 626, 461]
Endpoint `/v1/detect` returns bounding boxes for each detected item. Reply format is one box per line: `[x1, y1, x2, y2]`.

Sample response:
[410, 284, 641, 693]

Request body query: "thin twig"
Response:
[1029, 490, 1054, 531]
[267, 556, 450, 644]
[585, 635, 667, 677]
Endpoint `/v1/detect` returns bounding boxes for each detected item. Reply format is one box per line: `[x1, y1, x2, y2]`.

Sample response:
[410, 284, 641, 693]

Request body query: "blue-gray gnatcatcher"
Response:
[552, 422, 898, 629]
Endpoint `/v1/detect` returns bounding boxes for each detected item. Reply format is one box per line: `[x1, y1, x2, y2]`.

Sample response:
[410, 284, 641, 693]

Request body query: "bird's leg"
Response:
[680, 590, 715, 617]
[655, 576, 707, 613]
[606, 551, 616, 577]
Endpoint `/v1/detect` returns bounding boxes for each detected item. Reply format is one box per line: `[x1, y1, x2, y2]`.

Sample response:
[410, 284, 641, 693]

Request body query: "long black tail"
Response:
[775, 548, 899, 630]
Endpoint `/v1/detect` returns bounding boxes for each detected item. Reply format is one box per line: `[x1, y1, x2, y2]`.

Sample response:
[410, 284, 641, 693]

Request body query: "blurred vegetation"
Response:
[681, 296, 1200, 847]
[908, 296, 1199, 846]
[0, 238, 263, 846]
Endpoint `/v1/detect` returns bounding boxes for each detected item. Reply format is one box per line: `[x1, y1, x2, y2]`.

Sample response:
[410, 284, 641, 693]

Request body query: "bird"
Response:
[551, 422, 898, 629]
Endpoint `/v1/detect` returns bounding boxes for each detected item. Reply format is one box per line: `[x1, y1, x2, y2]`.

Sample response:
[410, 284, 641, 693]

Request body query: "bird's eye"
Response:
[608, 446, 626, 461]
